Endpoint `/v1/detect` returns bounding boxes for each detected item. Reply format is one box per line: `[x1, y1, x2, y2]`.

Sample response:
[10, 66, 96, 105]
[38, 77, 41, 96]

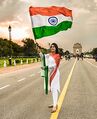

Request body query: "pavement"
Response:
[0, 62, 40, 74]
[0, 58, 97, 119]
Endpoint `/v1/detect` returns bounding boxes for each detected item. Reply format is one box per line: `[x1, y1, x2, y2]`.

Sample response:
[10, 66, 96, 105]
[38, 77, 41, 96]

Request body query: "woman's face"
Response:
[50, 45, 56, 53]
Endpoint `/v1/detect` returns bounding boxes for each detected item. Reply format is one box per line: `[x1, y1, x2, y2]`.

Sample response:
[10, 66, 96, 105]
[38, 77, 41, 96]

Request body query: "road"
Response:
[0, 58, 97, 119]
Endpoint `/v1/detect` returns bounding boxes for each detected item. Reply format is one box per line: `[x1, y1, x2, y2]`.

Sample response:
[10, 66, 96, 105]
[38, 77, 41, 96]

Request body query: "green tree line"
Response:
[91, 48, 97, 56]
[85, 48, 97, 56]
[0, 38, 47, 57]
[0, 38, 65, 58]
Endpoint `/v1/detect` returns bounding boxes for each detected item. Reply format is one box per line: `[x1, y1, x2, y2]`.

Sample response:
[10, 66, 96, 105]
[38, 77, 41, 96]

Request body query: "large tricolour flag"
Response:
[29, 6, 73, 39]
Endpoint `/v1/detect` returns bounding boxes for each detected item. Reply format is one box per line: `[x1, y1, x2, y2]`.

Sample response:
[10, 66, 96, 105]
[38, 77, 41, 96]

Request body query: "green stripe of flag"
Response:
[32, 21, 72, 39]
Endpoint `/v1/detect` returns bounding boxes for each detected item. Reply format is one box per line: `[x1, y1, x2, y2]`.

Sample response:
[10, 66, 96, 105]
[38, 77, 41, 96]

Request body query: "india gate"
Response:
[73, 43, 82, 56]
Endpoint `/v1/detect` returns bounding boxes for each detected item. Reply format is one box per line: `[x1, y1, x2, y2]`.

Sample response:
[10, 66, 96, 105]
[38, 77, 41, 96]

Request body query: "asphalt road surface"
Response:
[0, 58, 97, 119]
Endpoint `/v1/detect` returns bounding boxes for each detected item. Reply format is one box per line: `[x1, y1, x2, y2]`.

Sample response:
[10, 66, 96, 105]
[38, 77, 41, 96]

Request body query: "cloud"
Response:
[0, 0, 25, 23]
[94, 0, 97, 5]
[0, 0, 97, 51]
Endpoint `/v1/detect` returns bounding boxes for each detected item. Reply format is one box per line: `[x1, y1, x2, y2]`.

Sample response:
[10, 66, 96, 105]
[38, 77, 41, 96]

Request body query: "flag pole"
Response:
[43, 54, 48, 95]
[34, 36, 48, 95]
[29, 12, 48, 95]
[36, 43, 48, 95]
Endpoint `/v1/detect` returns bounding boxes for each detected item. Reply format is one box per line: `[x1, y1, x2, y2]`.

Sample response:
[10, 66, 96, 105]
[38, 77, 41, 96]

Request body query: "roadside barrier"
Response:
[1, 58, 40, 68]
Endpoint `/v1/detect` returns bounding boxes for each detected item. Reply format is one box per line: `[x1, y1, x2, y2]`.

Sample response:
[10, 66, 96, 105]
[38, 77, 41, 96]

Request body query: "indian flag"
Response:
[29, 6, 73, 39]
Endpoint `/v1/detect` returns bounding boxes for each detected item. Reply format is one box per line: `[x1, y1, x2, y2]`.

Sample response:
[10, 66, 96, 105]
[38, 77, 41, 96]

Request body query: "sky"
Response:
[0, 0, 97, 52]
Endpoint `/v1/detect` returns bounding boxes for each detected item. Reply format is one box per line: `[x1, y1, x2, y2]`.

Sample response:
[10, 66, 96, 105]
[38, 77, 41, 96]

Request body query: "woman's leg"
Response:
[52, 89, 58, 111]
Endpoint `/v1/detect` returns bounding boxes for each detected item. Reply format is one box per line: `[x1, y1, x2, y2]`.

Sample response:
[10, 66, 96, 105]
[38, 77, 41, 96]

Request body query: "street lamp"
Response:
[8, 25, 12, 65]
[8, 25, 12, 41]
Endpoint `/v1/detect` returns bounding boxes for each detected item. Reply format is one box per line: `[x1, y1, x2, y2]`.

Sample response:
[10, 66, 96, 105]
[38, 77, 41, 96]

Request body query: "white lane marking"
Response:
[17, 78, 26, 82]
[29, 74, 35, 77]
[85, 59, 97, 68]
[0, 84, 10, 90]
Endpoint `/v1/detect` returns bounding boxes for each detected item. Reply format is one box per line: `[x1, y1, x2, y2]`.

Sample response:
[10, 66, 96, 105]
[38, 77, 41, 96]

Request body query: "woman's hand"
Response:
[41, 67, 45, 70]
[41, 66, 48, 70]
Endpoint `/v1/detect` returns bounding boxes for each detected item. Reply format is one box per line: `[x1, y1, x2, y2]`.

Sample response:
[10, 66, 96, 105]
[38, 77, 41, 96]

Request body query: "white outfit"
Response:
[45, 54, 60, 107]
[39, 53, 60, 107]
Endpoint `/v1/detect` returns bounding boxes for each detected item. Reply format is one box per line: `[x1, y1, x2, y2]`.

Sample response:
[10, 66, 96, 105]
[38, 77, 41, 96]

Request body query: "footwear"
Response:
[51, 105, 58, 113]
[51, 109, 56, 113]
[48, 105, 53, 108]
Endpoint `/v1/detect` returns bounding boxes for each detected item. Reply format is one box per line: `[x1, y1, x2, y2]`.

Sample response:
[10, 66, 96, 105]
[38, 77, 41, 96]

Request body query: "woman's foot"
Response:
[48, 105, 53, 108]
[51, 105, 58, 113]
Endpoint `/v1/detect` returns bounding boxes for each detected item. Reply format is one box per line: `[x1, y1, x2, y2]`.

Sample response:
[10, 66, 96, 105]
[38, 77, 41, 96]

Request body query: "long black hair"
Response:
[50, 43, 59, 54]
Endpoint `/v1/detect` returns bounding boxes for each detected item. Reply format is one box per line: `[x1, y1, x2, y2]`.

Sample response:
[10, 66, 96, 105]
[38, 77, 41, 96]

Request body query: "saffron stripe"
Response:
[32, 21, 72, 39]
[29, 6, 72, 17]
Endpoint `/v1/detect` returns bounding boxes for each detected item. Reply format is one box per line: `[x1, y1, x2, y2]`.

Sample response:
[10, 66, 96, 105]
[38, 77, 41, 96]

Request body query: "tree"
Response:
[0, 38, 22, 57]
[0, 38, 10, 57]
[91, 48, 97, 56]
[0, 37, 48, 57]
[11, 41, 23, 56]
[22, 38, 37, 56]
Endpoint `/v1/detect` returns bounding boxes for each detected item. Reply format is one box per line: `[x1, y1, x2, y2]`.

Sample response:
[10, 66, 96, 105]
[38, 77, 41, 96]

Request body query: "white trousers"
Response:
[52, 89, 59, 107]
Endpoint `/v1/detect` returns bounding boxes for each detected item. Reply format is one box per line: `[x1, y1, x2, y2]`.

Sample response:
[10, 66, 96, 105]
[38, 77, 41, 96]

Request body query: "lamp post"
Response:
[8, 25, 12, 65]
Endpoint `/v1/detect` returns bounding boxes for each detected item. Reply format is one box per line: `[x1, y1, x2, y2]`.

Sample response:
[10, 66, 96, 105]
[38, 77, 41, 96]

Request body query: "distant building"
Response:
[73, 43, 82, 56]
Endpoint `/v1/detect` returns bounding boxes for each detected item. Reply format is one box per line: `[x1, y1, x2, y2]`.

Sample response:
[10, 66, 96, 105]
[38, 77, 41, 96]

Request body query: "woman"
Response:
[38, 43, 61, 113]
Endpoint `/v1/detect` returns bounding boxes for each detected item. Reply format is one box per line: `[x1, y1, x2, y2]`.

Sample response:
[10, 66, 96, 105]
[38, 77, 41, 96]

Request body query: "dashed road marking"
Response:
[17, 78, 26, 82]
[0, 84, 10, 90]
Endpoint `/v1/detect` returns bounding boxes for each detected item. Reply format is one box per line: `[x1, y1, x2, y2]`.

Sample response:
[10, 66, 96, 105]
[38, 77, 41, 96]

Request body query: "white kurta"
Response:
[40, 53, 60, 106]
[45, 54, 60, 93]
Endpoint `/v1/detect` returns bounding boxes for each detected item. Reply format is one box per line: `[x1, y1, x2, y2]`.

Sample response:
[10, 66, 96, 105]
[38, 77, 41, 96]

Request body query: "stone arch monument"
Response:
[73, 43, 82, 56]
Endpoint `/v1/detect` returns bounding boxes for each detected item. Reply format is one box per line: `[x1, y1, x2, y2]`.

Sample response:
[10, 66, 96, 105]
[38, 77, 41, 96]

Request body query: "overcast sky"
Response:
[0, 0, 97, 52]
